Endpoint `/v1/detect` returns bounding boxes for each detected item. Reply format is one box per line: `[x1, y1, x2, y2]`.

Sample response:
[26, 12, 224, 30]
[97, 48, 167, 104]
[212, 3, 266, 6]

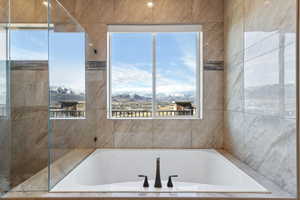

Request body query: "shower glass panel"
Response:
[48, 0, 88, 191]
[0, 0, 10, 195]
[9, 0, 49, 191]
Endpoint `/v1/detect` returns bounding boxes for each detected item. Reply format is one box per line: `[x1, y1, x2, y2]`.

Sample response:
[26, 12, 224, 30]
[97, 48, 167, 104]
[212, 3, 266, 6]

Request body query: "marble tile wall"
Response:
[224, 0, 297, 195]
[50, 0, 225, 150]
[10, 0, 47, 23]
[0, 119, 10, 194]
[10, 61, 49, 187]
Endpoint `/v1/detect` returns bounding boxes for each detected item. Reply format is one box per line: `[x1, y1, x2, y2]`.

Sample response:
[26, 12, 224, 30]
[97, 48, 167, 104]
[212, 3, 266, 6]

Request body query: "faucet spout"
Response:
[154, 157, 162, 188]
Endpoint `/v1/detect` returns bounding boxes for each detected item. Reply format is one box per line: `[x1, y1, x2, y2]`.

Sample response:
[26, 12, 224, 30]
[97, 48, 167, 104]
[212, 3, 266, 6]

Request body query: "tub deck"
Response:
[3, 149, 295, 200]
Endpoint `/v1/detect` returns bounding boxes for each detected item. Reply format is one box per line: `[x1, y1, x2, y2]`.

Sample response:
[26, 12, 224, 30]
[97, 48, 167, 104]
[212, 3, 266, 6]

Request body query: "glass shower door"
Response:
[48, 0, 88, 191]
[0, 0, 10, 195]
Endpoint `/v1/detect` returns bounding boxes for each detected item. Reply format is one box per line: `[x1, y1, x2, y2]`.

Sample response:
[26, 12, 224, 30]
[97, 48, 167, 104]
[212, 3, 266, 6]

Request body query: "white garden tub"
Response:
[51, 149, 268, 193]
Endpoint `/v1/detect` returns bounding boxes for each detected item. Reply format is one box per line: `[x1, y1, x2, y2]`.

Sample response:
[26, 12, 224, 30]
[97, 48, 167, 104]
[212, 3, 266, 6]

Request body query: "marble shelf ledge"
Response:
[2, 149, 296, 200]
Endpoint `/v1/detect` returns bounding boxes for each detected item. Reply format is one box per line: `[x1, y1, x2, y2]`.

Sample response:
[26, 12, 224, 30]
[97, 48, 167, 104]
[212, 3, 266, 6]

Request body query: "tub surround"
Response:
[2, 149, 294, 200]
[224, 0, 297, 195]
[10, 149, 94, 192]
[51, 0, 225, 151]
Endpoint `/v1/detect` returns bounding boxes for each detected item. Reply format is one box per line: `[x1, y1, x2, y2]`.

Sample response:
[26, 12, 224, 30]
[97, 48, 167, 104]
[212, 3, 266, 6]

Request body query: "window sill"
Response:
[50, 117, 86, 120]
[107, 117, 202, 120]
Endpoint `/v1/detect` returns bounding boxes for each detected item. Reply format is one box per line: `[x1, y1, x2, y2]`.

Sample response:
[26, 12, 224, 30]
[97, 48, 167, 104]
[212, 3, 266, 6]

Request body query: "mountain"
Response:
[112, 93, 194, 102]
[112, 94, 152, 102]
[50, 86, 85, 104]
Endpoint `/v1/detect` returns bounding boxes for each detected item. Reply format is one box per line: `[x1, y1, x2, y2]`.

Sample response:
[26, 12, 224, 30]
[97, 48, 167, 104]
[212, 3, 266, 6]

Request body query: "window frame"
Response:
[107, 25, 203, 120]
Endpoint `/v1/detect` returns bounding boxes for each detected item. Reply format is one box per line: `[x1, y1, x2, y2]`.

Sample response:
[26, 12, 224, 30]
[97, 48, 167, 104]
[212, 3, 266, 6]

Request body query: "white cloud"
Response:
[112, 62, 195, 95]
[11, 46, 48, 60]
[181, 54, 196, 72]
[50, 64, 85, 93]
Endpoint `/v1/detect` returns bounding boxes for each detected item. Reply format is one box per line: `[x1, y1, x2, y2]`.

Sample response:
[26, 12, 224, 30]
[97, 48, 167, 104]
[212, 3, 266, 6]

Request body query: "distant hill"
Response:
[112, 93, 194, 102]
[112, 94, 152, 102]
[50, 87, 85, 104]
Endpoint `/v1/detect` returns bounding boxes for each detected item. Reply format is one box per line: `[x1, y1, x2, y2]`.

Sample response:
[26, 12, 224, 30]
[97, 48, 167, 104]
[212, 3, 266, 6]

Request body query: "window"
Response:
[49, 31, 86, 119]
[108, 25, 203, 119]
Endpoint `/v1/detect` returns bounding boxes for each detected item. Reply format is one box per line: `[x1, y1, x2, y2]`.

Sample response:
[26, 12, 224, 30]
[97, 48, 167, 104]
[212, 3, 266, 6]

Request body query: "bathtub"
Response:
[51, 149, 268, 193]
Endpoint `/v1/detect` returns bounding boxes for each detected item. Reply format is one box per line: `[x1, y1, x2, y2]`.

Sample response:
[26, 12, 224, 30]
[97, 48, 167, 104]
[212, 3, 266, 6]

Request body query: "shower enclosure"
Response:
[0, 0, 89, 194]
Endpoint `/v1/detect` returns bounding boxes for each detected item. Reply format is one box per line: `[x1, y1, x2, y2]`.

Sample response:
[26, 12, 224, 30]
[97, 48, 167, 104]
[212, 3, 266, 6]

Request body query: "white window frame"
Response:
[107, 25, 203, 120]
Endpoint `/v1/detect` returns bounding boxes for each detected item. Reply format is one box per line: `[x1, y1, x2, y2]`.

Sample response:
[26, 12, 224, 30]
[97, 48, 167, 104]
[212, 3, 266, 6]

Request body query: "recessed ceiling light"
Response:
[264, 0, 271, 5]
[147, 1, 154, 8]
[42, 0, 50, 7]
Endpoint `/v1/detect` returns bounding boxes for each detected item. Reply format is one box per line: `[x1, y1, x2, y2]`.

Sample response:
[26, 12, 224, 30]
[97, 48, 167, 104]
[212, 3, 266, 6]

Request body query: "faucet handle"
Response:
[167, 175, 178, 188]
[138, 175, 149, 187]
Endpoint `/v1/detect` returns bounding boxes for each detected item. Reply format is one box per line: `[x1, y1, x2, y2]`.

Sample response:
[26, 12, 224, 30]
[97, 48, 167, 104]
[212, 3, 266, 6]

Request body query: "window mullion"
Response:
[152, 32, 156, 119]
[198, 32, 203, 119]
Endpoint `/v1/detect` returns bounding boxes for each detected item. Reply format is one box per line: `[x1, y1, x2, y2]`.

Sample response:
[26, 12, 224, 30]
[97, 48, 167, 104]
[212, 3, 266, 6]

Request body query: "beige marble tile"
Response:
[50, 118, 96, 149]
[242, 114, 297, 195]
[82, 24, 107, 61]
[256, 118, 296, 195]
[11, 109, 48, 187]
[58, 0, 76, 15]
[224, 54, 244, 112]
[191, 110, 223, 148]
[10, 0, 47, 23]
[86, 68, 106, 82]
[244, 0, 296, 41]
[284, 119, 297, 194]
[95, 109, 114, 148]
[114, 0, 153, 23]
[152, 120, 191, 148]
[73, 0, 114, 24]
[53, 23, 84, 32]
[224, 109, 297, 195]
[86, 69, 107, 110]
[223, 111, 246, 159]
[12, 69, 48, 85]
[11, 81, 48, 108]
[51, 0, 76, 24]
[192, 0, 224, 23]
[203, 22, 224, 62]
[0, 0, 9, 23]
[0, 119, 11, 193]
[113, 120, 153, 148]
[11, 68, 48, 108]
[152, 0, 193, 23]
[203, 70, 224, 111]
[224, 0, 244, 58]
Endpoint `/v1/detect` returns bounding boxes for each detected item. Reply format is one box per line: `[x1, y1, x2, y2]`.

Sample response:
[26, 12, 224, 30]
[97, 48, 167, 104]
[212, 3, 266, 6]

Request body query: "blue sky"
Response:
[111, 32, 197, 96]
